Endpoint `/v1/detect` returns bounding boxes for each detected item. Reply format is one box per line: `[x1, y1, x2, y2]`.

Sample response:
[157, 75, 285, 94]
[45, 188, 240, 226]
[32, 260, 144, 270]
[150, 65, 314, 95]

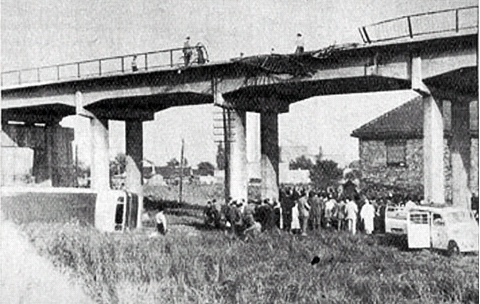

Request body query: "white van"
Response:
[385, 205, 478, 255]
[95, 190, 139, 232]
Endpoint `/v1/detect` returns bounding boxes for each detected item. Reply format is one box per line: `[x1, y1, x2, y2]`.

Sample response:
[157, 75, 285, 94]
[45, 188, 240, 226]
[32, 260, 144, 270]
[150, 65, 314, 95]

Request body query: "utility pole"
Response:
[179, 139, 185, 204]
[223, 108, 231, 203]
[74, 144, 79, 187]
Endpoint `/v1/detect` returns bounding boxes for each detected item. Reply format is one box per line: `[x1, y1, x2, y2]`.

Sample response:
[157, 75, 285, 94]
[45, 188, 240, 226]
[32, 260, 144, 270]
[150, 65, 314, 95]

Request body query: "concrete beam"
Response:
[2, 104, 76, 124]
[422, 48, 477, 80]
[87, 108, 154, 121]
[81, 79, 213, 107]
[260, 112, 279, 202]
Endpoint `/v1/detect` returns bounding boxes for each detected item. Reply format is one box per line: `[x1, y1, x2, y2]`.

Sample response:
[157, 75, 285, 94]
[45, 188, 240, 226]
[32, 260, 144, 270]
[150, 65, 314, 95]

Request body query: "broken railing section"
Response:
[359, 5, 478, 44]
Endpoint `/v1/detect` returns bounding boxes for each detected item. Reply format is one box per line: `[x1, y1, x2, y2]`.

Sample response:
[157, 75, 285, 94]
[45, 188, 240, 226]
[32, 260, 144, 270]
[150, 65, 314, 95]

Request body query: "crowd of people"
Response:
[203, 186, 427, 239]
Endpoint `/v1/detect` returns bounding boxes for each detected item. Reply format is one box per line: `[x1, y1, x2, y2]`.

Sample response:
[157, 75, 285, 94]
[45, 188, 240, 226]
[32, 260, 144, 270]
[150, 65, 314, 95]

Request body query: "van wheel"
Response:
[447, 240, 460, 257]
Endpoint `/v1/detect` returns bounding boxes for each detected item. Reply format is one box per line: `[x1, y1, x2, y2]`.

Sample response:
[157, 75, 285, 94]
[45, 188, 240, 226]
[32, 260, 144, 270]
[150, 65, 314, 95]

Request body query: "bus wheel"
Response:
[447, 240, 460, 257]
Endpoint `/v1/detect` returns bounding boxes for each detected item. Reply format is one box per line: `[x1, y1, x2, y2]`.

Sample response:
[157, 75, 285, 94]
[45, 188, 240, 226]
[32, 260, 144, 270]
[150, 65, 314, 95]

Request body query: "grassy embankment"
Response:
[2, 187, 478, 303]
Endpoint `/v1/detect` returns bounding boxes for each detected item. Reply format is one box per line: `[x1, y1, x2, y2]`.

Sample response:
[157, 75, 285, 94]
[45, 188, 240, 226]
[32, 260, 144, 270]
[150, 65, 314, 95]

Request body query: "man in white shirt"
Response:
[155, 207, 167, 235]
[404, 195, 417, 209]
[345, 198, 359, 235]
[360, 199, 375, 235]
[324, 195, 336, 228]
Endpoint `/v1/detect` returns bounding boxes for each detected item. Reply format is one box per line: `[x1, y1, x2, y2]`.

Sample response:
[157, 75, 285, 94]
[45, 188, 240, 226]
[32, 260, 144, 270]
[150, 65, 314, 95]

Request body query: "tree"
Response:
[289, 155, 314, 170]
[167, 157, 188, 168]
[216, 142, 225, 170]
[167, 158, 180, 167]
[309, 159, 343, 189]
[197, 161, 215, 176]
[110, 153, 127, 176]
[348, 160, 361, 169]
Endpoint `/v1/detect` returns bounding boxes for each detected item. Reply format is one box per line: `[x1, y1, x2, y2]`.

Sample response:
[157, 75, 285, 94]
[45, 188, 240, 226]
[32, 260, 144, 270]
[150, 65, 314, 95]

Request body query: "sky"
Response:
[2, 0, 477, 168]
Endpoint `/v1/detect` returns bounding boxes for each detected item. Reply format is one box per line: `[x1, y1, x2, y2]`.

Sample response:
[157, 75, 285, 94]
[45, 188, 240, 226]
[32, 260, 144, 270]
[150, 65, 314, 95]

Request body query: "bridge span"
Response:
[2, 7, 478, 224]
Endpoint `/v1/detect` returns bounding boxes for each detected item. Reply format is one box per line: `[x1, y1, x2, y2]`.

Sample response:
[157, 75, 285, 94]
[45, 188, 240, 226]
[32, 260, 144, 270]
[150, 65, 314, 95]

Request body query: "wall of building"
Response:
[359, 138, 457, 200]
[471, 138, 479, 196]
[359, 139, 422, 189]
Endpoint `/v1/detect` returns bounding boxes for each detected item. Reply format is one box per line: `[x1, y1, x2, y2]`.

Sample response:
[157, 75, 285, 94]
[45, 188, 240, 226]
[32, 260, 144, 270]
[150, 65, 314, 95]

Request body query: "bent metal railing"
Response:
[1, 44, 208, 87]
[359, 5, 478, 44]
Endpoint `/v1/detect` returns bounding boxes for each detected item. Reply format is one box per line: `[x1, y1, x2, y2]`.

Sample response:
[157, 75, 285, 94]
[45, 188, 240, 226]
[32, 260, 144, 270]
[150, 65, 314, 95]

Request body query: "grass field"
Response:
[13, 214, 479, 304]
[2, 189, 478, 303]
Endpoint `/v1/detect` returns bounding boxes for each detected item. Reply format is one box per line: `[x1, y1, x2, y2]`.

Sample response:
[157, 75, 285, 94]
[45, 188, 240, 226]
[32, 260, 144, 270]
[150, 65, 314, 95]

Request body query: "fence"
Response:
[1, 45, 208, 87]
[359, 6, 478, 44]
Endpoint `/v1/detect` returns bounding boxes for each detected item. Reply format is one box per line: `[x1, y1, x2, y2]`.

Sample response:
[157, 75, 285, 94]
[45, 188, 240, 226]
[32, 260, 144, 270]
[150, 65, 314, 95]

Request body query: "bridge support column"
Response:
[228, 109, 248, 202]
[32, 124, 53, 186]
[423, 95, 445, 204]
[260, 112, 279, 202]
[32, 121, 74, 187]
[125, 120, 144, 228]
[451, 100, 470, 208]
[90, 117, 110, 191]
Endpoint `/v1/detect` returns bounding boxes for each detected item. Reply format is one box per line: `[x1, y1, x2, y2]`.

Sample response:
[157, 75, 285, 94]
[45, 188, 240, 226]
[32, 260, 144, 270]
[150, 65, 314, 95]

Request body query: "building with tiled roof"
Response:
[351, 98, 478, 202]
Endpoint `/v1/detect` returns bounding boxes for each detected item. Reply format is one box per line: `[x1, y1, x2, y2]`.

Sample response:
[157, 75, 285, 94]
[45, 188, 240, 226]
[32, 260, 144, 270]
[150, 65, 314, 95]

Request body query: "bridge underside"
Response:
[2, 103, 75, 124]
[85, 92, 213, 120]
[225, 76, 411, 110]
[424, 67, 478, 97]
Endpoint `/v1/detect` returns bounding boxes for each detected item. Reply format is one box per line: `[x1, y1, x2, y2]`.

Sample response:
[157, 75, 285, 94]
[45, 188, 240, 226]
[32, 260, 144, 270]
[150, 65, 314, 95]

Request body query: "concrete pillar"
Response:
[228, 109, 248, 202]
[260, 112, 279, 201]
[45, 124, 55, 186]
[32, 146, 50, 185]
[90, 117, 110, 191]
[31, 123, 55, 186]
[125, 120, 143, 228]
[451, 100, 470, 208]
[423, 95, 445, 204]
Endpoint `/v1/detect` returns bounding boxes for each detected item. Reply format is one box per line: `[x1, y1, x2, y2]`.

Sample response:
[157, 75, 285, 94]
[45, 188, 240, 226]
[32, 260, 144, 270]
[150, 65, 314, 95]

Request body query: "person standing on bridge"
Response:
[131, 55, 138, 72]
[295, 33, 305, 54]
[183, 36, 193, 66]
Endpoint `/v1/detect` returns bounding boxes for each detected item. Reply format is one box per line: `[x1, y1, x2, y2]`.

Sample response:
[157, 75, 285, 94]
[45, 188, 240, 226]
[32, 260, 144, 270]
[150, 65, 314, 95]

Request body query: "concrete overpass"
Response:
[2, 6, 478, 212]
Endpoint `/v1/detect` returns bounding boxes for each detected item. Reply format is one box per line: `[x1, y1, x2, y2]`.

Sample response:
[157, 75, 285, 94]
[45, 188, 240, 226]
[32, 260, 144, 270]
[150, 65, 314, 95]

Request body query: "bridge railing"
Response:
[1, 45, 208, 87]
[359, 5, 478, 44]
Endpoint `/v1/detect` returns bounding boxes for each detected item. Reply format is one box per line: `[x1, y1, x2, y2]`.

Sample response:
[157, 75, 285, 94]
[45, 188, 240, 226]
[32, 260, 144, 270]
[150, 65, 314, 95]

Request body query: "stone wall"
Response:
[443, 138, 452, 203]
[471, 138, 479, 196]
[359, 139, 422, 190]
[359, 138, 454, 200]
